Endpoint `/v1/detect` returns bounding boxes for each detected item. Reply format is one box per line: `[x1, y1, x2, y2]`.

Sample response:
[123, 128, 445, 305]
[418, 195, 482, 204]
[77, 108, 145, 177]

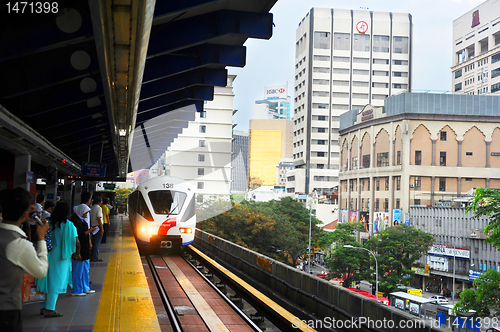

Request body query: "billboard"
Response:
[265, 85, 287, 99]
[349, 211, 358, 223]
[393, 209, 401, 226]
[340, 210, 348, 223]
[359, 211, 370, 232]
[373, 212, 389, 233]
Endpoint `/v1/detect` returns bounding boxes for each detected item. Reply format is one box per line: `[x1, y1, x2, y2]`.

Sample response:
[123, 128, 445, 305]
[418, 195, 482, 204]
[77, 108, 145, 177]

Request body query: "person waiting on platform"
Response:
[0, 188, 49, 331]
[36, 202, 78, 318]
[90, 197, 104, 262]
[70, 204, 96, 296]
[101, 198, 110, 243]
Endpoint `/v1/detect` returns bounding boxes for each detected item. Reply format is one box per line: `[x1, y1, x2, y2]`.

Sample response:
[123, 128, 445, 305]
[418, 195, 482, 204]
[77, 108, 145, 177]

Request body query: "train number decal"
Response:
[163, 183, 174, 189]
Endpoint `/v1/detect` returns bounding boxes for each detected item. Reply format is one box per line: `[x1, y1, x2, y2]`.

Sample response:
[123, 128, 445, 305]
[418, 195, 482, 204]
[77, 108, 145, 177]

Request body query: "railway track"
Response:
[144, 253, 269, 332]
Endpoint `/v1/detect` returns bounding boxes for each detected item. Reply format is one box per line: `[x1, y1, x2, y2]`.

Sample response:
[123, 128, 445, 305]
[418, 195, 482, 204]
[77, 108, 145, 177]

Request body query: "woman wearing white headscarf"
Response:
[69, 204, 97, 296]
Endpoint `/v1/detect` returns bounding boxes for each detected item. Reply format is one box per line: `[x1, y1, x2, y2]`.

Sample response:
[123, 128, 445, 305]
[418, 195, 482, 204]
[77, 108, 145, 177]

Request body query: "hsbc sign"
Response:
[265, 85, 287, 99]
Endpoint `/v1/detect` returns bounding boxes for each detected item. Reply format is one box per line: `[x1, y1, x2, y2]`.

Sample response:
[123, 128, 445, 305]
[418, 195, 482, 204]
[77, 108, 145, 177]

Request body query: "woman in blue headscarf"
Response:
[36, 202, 78, 318]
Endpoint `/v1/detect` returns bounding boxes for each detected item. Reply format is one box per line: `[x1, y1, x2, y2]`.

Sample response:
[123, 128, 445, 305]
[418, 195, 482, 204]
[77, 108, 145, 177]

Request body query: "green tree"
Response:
[197, 198, 322, 266]
[453, 269, 500, 317]
[466, 187, 500, 247]
[365, 225, 433, 295]
[320, 222, 368, 287]
[114, 188, 132, 212]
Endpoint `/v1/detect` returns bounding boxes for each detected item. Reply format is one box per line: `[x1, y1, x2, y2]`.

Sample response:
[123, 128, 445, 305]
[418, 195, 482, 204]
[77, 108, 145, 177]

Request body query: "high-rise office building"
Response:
[253, 85, 292, 120]
[231, 130, 249, 193]
[286, 8, 412, 195]
[249, 119, 293, 187]
[151, 75, 236, 202]
[452, 0, 500, 95]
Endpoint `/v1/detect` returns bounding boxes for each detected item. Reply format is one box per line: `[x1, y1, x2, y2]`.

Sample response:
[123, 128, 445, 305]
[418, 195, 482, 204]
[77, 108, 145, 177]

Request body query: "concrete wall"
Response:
[193, 229, 446, 332]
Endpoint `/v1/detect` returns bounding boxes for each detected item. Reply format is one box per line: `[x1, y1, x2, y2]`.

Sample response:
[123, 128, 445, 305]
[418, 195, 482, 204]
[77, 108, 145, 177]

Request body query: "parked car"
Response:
[429, 295, 449, 304]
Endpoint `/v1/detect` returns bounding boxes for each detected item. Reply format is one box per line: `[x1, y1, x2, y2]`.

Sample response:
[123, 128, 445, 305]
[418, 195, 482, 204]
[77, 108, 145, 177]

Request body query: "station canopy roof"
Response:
[0, 0, 276, 181]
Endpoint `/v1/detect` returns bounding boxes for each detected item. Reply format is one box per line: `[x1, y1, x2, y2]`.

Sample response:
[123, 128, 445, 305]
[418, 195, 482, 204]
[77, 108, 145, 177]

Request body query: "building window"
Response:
[199, 125, 206, 133]
[396, 198, 400, 209]
[396, 176, 401, 190]
[375, 198, 379, 211]
[455, 83, 462, 91]
[439, 178, 446, 192]
[199, 140, 206, 147]
[384, 198, 389, 212]
[492, 67, 500, 79]
[198, 154, 205, 162]
[376, 178, 380, 191]
[466, 152, 473, 156]
[353, 34, 370, 52]
[466, 178, 472, 181]
[397, 151, 401, 165]
[414, 199, 421, 205]
[197, 182, 204, 190]
[414, 176, 421, 190]
[362, 155, 370, 168]
[314, 55, 330, 61]
[198, 168, 204, 176]
[373, 35, 389, 52]
[415, 151, 422, 165]
[440, 152, 446, 166]
[377, 152, 389, 167]
[455, 69, 462, 78]
[314, 31, 331, 49]
[317, 152, 325, 157]
[393, 36, 409, 54]
[200, 111, 207, 118]
[385, 177, 389, 191]
[351, 157, 358, 168]
[440, 131, 447, 141]
[334, 33, 350, 50]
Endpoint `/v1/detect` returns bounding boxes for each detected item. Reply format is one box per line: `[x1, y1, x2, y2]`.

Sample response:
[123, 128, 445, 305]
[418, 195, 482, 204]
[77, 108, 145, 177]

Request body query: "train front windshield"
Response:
[148, 191, 187, 215]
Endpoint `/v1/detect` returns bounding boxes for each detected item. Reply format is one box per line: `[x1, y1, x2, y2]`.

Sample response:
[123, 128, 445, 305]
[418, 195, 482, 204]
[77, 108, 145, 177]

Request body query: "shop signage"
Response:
[411, 266, 429, 276]
[361, 108, 374, 121]
[428, 245, 470, 259]
[469, 269, 482, 281]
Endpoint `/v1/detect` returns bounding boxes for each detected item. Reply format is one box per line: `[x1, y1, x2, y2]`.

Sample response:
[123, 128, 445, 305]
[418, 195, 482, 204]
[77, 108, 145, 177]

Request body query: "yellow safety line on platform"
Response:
[94, 220, 160, 332]
[188, 245, 317, 332]
[163, 256, 229, 332]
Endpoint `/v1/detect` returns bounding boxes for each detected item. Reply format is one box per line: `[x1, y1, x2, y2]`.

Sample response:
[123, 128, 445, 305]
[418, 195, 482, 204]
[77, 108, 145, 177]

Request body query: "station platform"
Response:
[21, 214, 160, 332]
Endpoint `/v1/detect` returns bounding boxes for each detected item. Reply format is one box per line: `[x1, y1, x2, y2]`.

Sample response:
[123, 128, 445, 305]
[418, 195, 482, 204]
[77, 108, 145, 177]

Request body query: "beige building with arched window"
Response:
[338, 92, 500, 238]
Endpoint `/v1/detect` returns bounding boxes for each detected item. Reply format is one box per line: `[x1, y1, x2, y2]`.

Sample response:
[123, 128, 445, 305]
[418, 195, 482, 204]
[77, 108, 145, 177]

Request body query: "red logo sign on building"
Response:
[278, 88, 285, 93]
[472, 10, 480, 27]
[356, 21, 368, 34]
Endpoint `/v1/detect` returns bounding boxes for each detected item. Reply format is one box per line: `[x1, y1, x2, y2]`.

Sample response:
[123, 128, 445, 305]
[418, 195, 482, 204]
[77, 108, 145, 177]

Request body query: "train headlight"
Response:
[179, 227, 192, 234]
[141, 227, 146, 232]
[148, 227, 154, 233]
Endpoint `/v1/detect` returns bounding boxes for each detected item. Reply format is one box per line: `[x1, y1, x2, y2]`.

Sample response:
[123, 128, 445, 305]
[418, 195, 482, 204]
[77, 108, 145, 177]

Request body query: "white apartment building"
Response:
[286, 8, 412, 196]
[452, 0, 500, 95]
[151, 75, 236, 202]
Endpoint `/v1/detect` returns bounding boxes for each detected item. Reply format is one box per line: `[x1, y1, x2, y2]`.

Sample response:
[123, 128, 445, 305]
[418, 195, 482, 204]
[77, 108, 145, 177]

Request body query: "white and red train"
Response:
[128, 176, 196, 251]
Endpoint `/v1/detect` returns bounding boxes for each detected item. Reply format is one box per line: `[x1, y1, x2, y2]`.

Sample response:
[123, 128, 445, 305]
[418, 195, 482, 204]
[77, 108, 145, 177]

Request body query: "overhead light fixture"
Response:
[119, 129, 127, 136]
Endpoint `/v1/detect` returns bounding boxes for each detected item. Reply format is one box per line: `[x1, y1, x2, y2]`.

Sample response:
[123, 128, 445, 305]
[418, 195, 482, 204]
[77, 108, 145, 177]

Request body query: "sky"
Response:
[230, 0, 485, 131]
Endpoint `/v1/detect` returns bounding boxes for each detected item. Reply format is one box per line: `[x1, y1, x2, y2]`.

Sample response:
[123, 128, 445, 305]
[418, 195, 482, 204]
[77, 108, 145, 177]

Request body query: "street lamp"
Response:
[344, 245, 378, 302]
[452, 236, 462, 304]
[307, 190, 318, 274]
